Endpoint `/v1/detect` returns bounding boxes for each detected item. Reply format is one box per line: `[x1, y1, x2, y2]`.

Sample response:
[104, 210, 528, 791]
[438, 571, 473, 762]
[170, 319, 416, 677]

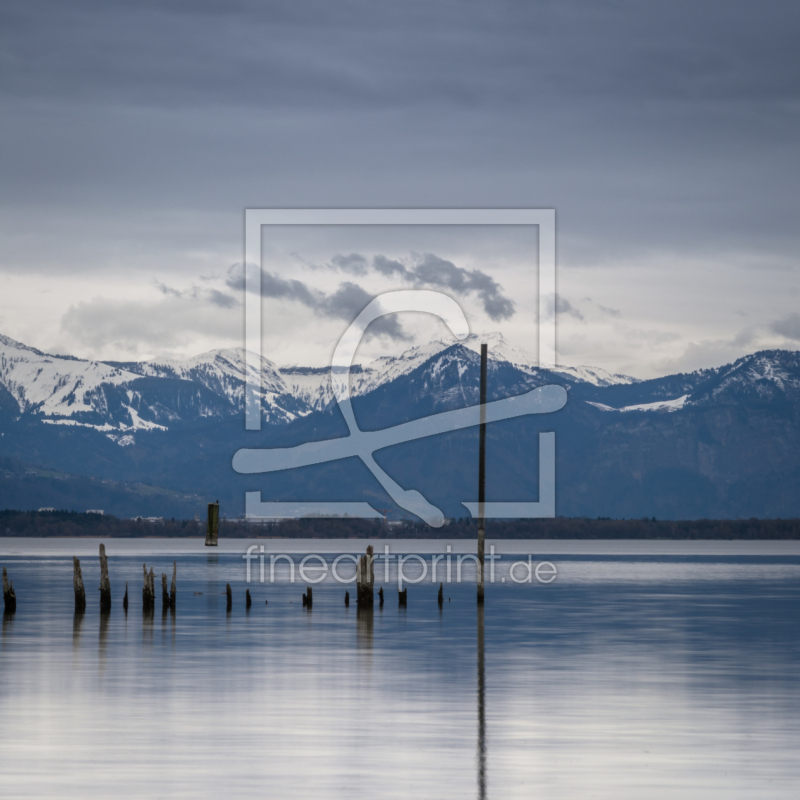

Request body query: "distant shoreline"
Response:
[3, 510, 800, 539]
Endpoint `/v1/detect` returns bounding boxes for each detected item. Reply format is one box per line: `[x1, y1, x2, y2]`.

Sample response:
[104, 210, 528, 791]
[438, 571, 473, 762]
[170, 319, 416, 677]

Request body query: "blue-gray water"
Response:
[1, 538, 799, 799]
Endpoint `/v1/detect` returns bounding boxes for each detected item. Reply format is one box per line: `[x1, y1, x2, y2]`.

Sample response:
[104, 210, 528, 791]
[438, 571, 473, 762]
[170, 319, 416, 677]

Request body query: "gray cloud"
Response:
[372, 255, 408, 277]
[408, 253, 514, 320]
[317, 252, 515, 320]
[225, 264, 408, 341]
[543, 296, 584, 321]
[207, 288, 237, 309]
[154, 279, 238, 309]
[5, 0, 800, 374]
[597, 303, 621, 318]
[60, 294, 238, 356]
[770, 313, 800, 341]
[329, 253, 369, 275]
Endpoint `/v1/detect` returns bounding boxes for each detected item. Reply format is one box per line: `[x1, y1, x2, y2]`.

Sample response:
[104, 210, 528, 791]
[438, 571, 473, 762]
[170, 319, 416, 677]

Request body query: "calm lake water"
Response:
[1, 538, 799, 799]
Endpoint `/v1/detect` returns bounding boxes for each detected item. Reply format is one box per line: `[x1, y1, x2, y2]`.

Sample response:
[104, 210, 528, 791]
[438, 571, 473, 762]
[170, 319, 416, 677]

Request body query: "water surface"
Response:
[1, 538, 798, 799]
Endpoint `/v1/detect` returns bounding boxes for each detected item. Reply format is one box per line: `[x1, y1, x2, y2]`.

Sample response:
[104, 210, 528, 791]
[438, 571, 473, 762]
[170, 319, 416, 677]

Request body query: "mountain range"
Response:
[2, 331, 800, 522]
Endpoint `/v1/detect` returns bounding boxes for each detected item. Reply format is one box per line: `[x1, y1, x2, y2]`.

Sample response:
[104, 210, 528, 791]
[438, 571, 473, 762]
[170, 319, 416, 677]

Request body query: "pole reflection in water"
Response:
[356, 605, 374, 661]
[143, 605, 154, 647]
[2, 610, 13, 642]
[72, 609, 83, 652]
[99, 611, 110, 671]
[477, 603, 486, 800]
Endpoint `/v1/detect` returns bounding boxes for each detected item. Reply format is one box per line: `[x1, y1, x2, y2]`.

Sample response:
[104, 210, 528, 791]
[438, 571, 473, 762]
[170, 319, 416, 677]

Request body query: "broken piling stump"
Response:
[3, 567, 16, 613]
[73, 557, 86, 612]
[378, 586, 384, 607]
[169, 562, 176, 609]
[142, 564, 155, 610]
[398, 588, 408, 606]
[302, 586, 313, 608]
[205, 502, 219, 547]
[345, 590, 350, 607]
[123, 582, 129, 612]
[246, 589, 252, 609]
[438, 582, 444, 607]
[161, 573, 170, 611]
[99, 544, 112, 612]
[356, 545, 374, 607]
[226, 583, 232, 612]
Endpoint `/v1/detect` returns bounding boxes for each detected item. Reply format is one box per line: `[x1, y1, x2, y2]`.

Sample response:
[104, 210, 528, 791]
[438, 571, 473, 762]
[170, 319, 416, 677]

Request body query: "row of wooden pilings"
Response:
[4, 544, 447, 615]
[3, 544, 177, 615]
[320, 545, 444, 609]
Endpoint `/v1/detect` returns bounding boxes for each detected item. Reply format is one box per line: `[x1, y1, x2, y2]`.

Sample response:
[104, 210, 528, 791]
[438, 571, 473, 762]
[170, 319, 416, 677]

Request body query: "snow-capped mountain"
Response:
[109, 348, 294, 415]
[6, 331, 800, 520]
[5, 329, 800, 443]
[0, 335, 308, 438]
[279, 332, 638, 411]
[0, 333, 141, 419]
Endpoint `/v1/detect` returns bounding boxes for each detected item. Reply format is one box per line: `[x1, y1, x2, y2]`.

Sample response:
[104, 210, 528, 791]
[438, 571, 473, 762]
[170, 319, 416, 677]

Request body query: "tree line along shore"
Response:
[2, 509, 800, 539]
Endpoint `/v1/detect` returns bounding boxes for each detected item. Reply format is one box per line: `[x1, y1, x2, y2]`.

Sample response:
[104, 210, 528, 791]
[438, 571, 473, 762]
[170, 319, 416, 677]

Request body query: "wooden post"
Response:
[302, 586, 313, 608]
[356, 545, 374, 607]
[2, 567, 16, 613]
[142, 563, 155, 610]
[246, 589, 252, 609]
[226, 583, 232, 611]
[438, 581, 444, 607]
[161, 573, 170, 611]
[398, 588, 408, 606]
[378, 586, 384, 607]
[99, 544, 112, 612]
[123, 582, 129, 612]
[205, 502, 219, 546]
[73, 557, 86, 612]
[345, 590, 350, 607]
[169, 562, 176, 609]
[477, 343, 487, 604]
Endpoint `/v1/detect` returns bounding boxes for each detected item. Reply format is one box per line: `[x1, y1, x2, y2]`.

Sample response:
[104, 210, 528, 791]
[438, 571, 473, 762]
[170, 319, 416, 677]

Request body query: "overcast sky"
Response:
[1, 0, 799, 376]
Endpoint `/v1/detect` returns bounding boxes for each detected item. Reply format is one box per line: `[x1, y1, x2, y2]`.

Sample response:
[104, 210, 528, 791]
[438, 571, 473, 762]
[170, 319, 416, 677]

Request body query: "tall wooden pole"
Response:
[477, 343, 487, 604]
[206, 502, 219, 546]
[99, 543, 112, 612]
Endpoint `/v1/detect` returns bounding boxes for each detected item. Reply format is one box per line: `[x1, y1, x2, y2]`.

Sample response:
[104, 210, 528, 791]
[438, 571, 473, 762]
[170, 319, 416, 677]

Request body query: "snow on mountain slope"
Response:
[0, 334, 140, 418]
[0, 330, 640, 429]
[358, 332, 638, 392]
[112, 348, 290, 411]
[587, 395, 689, 413]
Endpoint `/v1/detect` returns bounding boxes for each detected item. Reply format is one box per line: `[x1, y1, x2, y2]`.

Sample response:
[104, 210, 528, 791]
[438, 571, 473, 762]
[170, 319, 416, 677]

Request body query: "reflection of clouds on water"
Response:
[0, 547, 797, 799]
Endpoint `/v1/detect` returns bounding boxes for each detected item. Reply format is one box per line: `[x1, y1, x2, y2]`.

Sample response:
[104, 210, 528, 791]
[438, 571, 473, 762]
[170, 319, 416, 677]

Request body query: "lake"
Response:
[1, 538, 798, 799]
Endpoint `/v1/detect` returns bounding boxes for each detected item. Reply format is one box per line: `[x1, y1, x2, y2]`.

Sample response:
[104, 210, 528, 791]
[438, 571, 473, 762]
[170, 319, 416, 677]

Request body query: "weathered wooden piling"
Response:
[161, 573, 170, 610]
[142, 563, 155, 610]
[169, 562, 176, 609]
[226, 583, 232, 611]
[302, 586, 313, 608]
[438, 582, 444, 607]
[246, 589, 252, 609]
[378, 586, 384, 607]
[73, 557, 86, 612]
[99, 543, 112, 612]
[123, 582, 129, 612]
[205, 501, 219, 546]
[3, 567, 16, 613]
[356, 545, 374, 607]
[398, 588, 408, 606]
[344, 590, 350, 607]
[477, 343, 487, 604]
